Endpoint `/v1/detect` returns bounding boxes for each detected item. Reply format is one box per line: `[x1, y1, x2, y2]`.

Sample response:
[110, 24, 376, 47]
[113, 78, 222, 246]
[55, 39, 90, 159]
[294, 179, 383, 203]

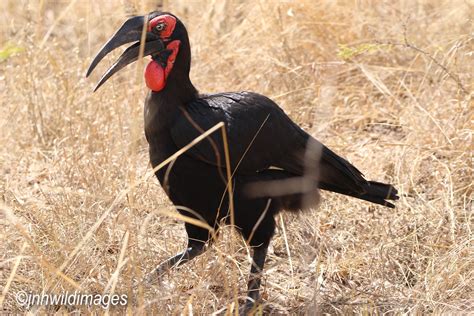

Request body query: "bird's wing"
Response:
[170, 91, 397, 207]
[170, 91, 311, 175]
[169, 91, 397, 206]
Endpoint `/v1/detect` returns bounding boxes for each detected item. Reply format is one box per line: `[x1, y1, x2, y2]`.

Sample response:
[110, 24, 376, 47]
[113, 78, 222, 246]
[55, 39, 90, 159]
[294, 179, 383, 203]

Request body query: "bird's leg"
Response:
[157, 241, 205, 273]
[244, 243, 268, 311]
[145, 239, 206, 284]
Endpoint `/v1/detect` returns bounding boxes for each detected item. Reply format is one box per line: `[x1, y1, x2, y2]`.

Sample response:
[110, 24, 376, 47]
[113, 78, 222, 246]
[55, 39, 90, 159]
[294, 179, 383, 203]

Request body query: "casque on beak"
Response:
[86, 15, 165, 92]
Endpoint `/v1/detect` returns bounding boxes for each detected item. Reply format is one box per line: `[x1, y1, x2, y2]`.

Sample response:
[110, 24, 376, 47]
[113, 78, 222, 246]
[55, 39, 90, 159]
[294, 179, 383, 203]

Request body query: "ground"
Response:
[1, 0, 472, 314]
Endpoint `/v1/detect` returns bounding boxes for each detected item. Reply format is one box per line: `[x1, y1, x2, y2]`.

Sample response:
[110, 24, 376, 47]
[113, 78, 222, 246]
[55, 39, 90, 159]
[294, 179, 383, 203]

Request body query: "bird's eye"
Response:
[155, 23, 165, 31]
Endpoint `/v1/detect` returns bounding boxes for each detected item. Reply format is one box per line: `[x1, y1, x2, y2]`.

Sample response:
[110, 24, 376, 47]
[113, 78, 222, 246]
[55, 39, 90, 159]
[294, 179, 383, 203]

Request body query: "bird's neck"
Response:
[159, 71, 198, 105]
[144, 36, 198, 136]
[143, 76, 197, 134]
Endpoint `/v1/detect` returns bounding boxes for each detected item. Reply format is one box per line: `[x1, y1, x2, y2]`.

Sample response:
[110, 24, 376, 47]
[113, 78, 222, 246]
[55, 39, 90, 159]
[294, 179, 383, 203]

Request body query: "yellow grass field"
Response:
[1, 0, 472, 314]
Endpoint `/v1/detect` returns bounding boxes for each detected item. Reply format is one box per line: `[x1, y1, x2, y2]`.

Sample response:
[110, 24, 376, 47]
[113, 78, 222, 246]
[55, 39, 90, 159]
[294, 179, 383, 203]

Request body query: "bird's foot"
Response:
[238, 299, 259, 316]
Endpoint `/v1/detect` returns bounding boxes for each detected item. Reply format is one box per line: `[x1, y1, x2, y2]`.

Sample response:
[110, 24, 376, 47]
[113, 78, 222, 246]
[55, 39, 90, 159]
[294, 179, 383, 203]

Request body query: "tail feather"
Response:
[357, 181, 399, 208]
[319, 180, 399, 208]
[318, 146, 399, 208]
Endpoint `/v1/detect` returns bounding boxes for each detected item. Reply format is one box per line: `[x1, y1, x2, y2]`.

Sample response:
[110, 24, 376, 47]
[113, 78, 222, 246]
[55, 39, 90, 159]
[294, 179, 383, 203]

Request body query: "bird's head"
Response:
[87, 12, 190, 92]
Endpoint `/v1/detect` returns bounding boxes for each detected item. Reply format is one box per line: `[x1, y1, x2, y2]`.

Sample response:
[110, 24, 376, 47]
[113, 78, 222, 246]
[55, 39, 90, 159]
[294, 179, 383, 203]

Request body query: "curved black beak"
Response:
[86, 15, 165, 92]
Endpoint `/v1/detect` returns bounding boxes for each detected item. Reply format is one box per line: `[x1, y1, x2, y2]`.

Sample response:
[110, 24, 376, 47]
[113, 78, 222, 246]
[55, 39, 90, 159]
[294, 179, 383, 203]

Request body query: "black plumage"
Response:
[87, 11, 399, 312]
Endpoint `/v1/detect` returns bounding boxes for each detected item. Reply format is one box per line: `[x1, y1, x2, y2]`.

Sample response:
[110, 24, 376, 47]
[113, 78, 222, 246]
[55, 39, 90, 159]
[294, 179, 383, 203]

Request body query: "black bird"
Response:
[87, 12, 398, 311]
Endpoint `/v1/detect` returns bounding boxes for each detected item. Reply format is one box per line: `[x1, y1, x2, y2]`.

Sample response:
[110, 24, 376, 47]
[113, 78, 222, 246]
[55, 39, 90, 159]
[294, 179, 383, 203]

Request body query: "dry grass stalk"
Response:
[1, 0, 472, 314]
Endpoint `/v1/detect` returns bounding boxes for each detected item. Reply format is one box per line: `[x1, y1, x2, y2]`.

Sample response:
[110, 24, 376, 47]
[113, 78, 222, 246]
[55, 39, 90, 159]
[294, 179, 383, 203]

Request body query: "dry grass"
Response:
[1, 0, 472, 314]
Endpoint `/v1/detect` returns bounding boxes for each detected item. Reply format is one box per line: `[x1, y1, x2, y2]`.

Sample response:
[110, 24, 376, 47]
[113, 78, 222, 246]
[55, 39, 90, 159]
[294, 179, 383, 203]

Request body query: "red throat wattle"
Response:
[144, 40, 181, 92]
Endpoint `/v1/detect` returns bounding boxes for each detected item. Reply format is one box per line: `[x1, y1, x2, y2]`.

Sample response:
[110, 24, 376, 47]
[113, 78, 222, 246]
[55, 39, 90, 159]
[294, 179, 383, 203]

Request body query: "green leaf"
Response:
[0, 43, 24, 61]
[337, 43, 388, 60]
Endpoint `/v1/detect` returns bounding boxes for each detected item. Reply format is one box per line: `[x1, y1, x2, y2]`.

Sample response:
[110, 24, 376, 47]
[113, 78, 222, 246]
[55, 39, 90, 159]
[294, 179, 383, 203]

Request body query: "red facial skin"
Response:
[148, 14, 176, 39]
[164, 40, 180, 77]
[144, 59, 165, 92]
[144, 40, 181, 92]
[145, 15, 180, 92]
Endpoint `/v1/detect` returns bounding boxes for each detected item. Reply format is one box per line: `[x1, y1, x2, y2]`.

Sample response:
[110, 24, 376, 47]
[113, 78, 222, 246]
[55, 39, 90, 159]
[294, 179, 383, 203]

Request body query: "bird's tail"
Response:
[317, 146, 399, 208]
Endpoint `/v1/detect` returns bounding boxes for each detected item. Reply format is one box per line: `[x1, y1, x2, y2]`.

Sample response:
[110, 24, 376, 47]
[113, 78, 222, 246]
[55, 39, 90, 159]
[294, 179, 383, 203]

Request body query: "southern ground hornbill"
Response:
[87, 12, 398, 311]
